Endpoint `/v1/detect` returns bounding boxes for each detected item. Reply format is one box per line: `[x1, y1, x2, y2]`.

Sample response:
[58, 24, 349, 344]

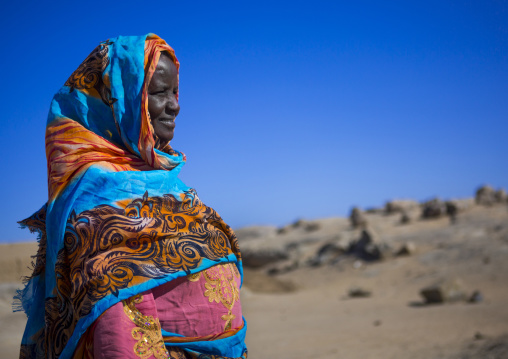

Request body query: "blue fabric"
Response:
[166, 319, 248, 358]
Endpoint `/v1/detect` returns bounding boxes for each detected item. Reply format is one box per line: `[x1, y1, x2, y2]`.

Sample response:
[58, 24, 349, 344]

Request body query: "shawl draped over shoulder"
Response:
[15, 34, 246, 359]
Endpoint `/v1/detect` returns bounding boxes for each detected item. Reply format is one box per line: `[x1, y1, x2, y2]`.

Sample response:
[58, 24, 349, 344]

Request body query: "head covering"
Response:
[16, 34, 245, 359]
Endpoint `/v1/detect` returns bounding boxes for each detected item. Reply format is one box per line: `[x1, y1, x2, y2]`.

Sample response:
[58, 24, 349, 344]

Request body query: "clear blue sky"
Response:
[1, 1, 507, 242]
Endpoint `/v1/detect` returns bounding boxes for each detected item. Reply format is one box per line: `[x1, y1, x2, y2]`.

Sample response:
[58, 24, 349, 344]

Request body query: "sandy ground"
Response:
[1, 205, 508, 358]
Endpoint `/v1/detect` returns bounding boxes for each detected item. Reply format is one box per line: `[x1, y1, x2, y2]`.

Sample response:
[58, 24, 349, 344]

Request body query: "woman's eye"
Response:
[149, 88, 177, 96]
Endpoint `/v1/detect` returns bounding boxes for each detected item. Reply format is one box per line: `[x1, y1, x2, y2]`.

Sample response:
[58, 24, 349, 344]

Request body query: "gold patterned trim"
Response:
[122, 294, 170, 359]
[188, 272, 201, 282]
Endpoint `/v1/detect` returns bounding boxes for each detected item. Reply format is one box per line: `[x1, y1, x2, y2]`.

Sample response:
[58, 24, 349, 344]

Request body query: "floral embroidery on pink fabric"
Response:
[122, 295, 169, 359]
[188, 263, 241, 330]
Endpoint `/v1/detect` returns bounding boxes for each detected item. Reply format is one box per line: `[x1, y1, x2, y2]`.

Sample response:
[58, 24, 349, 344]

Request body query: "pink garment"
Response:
[89, 262, 242, 359]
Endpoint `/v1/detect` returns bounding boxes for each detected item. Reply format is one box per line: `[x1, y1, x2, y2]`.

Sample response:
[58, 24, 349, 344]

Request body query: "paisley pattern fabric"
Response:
[15, 34, 246, 359]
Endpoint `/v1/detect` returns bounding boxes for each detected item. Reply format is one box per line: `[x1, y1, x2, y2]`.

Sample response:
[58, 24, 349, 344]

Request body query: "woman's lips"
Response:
[158, 118, 175, 128]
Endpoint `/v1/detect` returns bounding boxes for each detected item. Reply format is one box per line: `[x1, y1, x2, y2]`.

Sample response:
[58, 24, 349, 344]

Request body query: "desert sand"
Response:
[1, 197, 507, 358]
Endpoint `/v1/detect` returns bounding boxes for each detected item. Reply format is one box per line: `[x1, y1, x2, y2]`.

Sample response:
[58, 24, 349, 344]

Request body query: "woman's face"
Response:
[148, 53, 180, 145]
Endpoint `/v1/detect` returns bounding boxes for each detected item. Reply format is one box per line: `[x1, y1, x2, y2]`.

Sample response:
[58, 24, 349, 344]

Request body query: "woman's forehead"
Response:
[154, 55, 177, 75]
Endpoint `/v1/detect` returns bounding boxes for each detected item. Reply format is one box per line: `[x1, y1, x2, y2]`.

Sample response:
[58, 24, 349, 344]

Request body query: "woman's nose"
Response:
[167, 95, 180, 116]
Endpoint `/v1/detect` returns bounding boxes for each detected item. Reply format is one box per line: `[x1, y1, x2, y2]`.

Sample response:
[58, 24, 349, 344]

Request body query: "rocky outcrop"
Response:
[350, 207, 367, 229]
[348, 229, 386, 261]
[495, 188, 507, 203]
[421, 198, 446, 219]
[309, 241, 348, 266]
[240, 225, 389, 271]
[475, 186, 508, 205]
[476, 185, 497, 205]
[444, 200, 459, 220]
[241, 247, 289, 268]
[385, 200, 419, 215]
[236, 184, 503, 277]
[278, 219, 321, 234]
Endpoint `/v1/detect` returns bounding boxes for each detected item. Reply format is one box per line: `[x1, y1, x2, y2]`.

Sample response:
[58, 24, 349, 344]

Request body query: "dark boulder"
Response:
[349, 229, 384, 261]
[241, 248, 288, 268]
[421, 198, 446, 219]
[309, 242, 347, 266]
[350, 207, 368, 229]
[420, 278, 468, 304]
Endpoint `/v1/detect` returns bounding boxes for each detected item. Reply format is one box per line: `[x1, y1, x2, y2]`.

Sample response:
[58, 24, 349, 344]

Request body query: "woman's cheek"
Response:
[148, 98, 164, 119]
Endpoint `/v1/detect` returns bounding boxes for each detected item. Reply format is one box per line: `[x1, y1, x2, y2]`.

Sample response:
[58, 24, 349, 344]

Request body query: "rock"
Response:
[266, 259, 298, 275]
[288, 241, 321, 267]
[445, 201, 459, 217]
[241, 248, 288, 268]
[419, 278, 468, 304]
[373, 320, 382, 327]
[304, 221, 321, 232]
[309, 241, 347, 266]
[348, 287, 372, 298]
[400, 211, 411, 224]
[476, 185, 497, 205]
[474, 332, 485, 340]
[276, 218, 303, 234]
[349, 229, 385, 261]
[445, 199, 474, 222]
[421, 198, 446, 219]
[276, 226, 288, 234]
[468, 290, 483, 303]
[495, 188, 508, 203]
[445, 200, 464, 223]
[385, 200, 419, 215]
[278, 219, 321, 233]
[350, 207, 368, 229]
[292, 218, 305, 228]
[395, 242, 416, 256]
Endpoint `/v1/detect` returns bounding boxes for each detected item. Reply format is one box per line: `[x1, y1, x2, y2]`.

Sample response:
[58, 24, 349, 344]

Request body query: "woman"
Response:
[15, 34, 247, 359]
